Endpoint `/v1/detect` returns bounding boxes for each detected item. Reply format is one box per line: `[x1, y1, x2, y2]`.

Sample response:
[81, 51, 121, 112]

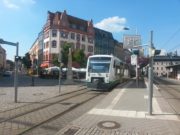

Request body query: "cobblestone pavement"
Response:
[25, 91, 107, 135]
[56, 79, 180, 135]
[0, 85, 84, 112]
[0, 84, 107, 135]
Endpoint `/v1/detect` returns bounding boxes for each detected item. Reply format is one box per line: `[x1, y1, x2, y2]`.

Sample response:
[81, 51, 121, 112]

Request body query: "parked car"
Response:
[3, 71, 12, 77]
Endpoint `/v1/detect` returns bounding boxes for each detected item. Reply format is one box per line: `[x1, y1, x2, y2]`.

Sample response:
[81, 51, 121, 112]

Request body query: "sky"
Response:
[0, 0, 180, 60]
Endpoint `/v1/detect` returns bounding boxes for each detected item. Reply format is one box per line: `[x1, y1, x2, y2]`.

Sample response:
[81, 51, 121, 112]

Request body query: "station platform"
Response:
[55, 79, 180, 135]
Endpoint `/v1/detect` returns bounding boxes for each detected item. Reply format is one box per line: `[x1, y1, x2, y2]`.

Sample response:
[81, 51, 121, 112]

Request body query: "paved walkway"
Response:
[0, 84, 85, 112]
[56, 79, 180, 135]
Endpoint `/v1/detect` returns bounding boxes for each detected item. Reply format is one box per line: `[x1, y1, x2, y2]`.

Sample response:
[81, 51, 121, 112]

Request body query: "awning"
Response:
[40, 63, 49, 68]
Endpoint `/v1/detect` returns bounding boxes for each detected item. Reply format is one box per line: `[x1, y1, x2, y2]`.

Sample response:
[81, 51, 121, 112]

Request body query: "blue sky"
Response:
[0, 0, 180, 60]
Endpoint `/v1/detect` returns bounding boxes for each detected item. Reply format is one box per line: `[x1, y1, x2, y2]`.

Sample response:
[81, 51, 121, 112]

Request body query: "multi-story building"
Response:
[0, 45, 6, 73]
[153, 55, 180, 77]
[41, 10, 94, 67]
[30, 10, 133, 69]
[94, 28, 114, 55]
[29, 38, 39, 69]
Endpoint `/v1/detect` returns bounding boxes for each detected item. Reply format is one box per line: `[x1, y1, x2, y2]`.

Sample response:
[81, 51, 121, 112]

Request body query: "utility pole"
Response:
[14, 42, 19, 102]
[58, 48, 62, 94]
[148, 31, 153, 115]
[136, 54, 139, 87]
[0, 39, 19, 103]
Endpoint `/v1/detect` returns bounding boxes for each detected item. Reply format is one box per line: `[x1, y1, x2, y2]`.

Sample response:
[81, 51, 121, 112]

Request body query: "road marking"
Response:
[106, 81, 133, 109]
[88, 108, 180, 121]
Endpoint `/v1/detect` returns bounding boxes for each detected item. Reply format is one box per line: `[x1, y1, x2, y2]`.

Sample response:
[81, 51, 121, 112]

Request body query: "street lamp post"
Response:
[0, 39, 19, 103]
[58, 48, 62, 94]
[128, 30, 158, 115]
[148, 31, 154, 115]
[123, 27, 140, 87]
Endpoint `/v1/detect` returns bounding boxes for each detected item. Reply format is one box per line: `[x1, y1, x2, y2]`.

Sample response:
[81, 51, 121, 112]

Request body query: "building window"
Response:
[70, 24, 76, 29]
[52, 30, 57, 37]
[52, 40, 57, 48]
[76, 34, 80, 41]
[88, 37, 93, 43]
[81, 44, 85, 50]
[82, 35, 86, 42]
[161, 62, 163, 65]
[71, 33, 75, 39]
[157, 67, 159, 70]
[60, 31, 68, 38]
[161, 67, 163, 70]
[80, 26, 85, 31]
[88, 46, 93, 52]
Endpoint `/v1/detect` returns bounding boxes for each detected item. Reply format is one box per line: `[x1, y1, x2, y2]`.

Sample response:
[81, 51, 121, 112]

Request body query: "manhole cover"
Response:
[97, 120, 120, 130]
[33, 93, 44, 96]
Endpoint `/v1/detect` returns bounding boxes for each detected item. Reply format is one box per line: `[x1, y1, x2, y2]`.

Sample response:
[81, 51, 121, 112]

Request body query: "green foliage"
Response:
[61, 42, 72, 67]
[60, 42, 87, 68]
[52, 54, 59, 67]
[22, 53, 32, 69]
[72, 49, 87, 67]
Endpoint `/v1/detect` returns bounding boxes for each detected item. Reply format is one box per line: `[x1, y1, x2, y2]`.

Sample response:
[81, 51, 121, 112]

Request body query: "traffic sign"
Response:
[131, 54, 137, 65]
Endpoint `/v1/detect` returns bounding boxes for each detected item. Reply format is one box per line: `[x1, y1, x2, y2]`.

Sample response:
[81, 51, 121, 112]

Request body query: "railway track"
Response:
[154, 78, 180, 116]
[154, 78, 180, 99]
[0, 86, 107, 135]
[0, 87, 87, 123]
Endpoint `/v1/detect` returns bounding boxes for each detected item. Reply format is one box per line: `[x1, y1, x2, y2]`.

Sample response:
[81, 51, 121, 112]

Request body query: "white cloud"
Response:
[2, 0, 36, 9]
[3, 0, 19, 9]
[94, 16, 127, 33]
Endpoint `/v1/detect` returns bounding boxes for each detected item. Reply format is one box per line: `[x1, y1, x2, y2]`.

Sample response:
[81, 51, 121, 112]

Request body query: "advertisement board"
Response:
[123, 35, 141, 49]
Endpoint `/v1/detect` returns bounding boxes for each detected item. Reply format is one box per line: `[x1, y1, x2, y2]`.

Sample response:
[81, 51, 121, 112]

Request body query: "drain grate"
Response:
[63, 127, 80, 135]
[97, 120, 121, 130]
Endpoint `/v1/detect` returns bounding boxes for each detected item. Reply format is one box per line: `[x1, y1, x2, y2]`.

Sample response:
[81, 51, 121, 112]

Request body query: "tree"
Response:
[22, 52, 32, 69]
[61, 42, 72, 67]
[60, 42, 87, 68]
[52, 54, 59, 67]
[72, 49, 87, 67]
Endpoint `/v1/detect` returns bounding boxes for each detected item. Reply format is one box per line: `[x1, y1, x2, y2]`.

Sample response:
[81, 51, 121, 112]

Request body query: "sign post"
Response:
[131, 54, 137, 65]
[58, 48, 62, 94]
[0, 39, 19, 103]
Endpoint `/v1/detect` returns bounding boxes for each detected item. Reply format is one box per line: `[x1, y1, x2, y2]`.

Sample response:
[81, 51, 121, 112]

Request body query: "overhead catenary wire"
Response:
[167, 42, 180, 52]
[159, 27, 180, 49]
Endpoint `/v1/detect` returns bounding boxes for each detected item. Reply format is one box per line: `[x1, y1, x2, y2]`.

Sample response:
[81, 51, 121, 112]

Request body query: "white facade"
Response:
[153, 61, 180, 77]
[43, 29, 94, 60]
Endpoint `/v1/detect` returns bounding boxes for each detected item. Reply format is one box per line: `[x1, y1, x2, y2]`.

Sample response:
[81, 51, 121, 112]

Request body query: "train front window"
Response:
[88, 57, 111, 73]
